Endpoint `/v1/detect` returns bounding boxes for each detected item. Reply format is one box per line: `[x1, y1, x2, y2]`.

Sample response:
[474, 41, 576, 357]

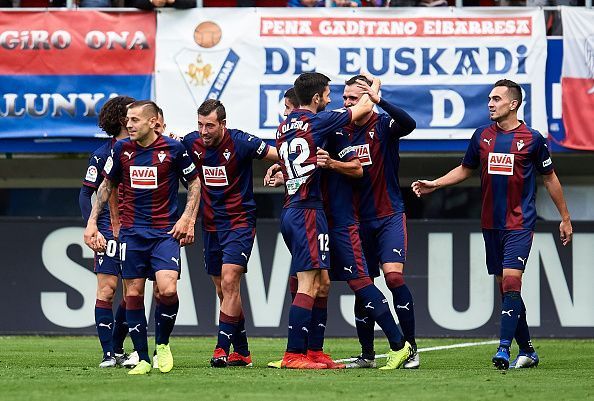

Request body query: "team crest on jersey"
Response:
[369, 131, 375, 139]
[353, 144, 372, 166]
[487, 152, 514, 176]
[223, 149, 231, 161]
[85, 166, 98, 182]
[203, 166, 228, 186]
[516, 140, 525, 151]
[158, 151, 167, 163]
[130, 166, 158, 189]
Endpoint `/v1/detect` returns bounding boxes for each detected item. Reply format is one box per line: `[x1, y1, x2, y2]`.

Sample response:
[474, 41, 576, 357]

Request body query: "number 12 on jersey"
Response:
[279, 138, 315, 195]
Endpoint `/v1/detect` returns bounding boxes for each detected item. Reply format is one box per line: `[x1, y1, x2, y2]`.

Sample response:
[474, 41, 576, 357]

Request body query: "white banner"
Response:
[156, 8, 547, 140]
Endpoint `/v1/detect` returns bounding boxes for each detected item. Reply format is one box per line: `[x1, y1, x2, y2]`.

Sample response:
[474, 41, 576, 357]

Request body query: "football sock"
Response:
[153, 300, 161, 346]
[95, 299, 114, 357]
[157, 294, 178, 345]
[352, 281, 404, 351]
[353, 296, 375, 359]
[125, 296, 150, 362]
[307, 297, 328, 351]
[385, 272, 416, 348]
[500, 291, 522, 348]
[112, 299, 128, 354]
[514, 299, 535, 352]
[286, 293, 314, 354]
[217, 311, 239, 355]
[232, 310, 250, 357]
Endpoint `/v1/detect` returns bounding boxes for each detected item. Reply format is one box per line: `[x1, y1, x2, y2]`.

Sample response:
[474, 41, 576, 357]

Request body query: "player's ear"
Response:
[510, 99, 518, 111]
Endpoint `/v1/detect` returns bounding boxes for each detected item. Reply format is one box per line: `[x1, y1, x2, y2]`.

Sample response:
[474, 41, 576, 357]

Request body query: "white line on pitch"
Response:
[334, 340, 499, 363]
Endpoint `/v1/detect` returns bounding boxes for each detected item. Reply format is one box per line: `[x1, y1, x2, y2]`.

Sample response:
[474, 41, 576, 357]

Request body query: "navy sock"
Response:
[500, 291, 522, 348]
[308, 297, 328, 352]
[354, 297, 375, 359]
[385, 272, 416, 347]
[112, 300, 128, 354]
[125, 296, 150, 362]
[232, 311, 250, 356]
[355, 284, 404, 351]
[217, 311, 239, 355]
[157, 294, 179, 345]
[154, 301, 161, 346]
[514, 300, 534, 352]
[95, 299, 114, 357]
[286, 293, 314, 354]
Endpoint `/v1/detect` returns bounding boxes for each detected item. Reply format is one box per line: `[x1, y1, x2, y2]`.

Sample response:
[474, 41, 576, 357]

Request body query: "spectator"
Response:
[125, 0, 196, 8]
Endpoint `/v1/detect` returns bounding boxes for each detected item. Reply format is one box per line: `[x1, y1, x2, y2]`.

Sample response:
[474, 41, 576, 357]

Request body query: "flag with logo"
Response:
[560, 7, 594, 150]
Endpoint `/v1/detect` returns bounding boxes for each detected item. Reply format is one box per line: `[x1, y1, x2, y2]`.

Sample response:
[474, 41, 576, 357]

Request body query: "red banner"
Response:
[0, 11, 155, 75]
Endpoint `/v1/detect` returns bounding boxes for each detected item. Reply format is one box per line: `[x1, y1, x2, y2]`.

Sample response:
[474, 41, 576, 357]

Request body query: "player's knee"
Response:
[317, 280, 330, 297]
[97, 283, 116, 301]
[159, 292, 179, 306]
[221, 275, 240, 295]
[502, 275, 522, 293]
[347, 277, 373, 292]
[384, 271, 405, 288]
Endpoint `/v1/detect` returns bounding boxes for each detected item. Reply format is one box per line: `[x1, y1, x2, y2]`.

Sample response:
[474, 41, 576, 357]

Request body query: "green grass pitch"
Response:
[1, 337, 593, 401]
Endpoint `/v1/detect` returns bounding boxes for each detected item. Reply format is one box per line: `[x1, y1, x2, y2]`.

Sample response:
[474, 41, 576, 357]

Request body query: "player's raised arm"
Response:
[542, 171, 573, 246]
[348, 76, 380, 122]
[84, 178, 117, 252]
[411, 165, 474, 197]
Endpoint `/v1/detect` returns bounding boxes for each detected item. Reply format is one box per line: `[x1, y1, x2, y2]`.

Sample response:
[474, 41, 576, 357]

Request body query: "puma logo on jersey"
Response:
[241, 252, 249, 260]
[302, 327, 309, 333]
[517, 256, 527, 266]
[516, 139, 525, 151]
[483, 138, 493, 146]
[161, 313, 177, 320]
[364, 302, 374, 310]
[158, 151, 166, 163]
[501, 309, 513, 317]
[171, 257, 179, 266]
[124, 151, 134, 160]
[194, 150, 202, 160]
[393, 248, 403, 256]
[98, 322, 112, 329]
[397, 302, 410, 310]
[93, 156, 101, 163]
[219, 330, 232, 340]
[182, 151, 189, 157]
[343, 266, 353, 274]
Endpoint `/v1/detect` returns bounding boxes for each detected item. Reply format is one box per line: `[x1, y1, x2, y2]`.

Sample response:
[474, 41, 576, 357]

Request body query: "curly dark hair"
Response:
[98, 96, 135, 137]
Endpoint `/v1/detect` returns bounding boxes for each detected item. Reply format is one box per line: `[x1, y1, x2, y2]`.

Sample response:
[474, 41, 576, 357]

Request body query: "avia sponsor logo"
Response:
[353, 144, 372, 166]
[130, 166, 158, 189]
[487, 152, 514, 176]
[203, 166, 228, 187]
[260, 17, 531, 37]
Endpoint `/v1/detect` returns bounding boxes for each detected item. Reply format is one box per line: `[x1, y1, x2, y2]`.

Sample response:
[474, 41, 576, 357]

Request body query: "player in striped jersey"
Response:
[182, 99, 279, 368]
[412, 80, 573, 370]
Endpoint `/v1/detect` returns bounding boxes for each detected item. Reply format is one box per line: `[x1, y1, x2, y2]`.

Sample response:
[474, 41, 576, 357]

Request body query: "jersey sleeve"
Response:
[174, 141, 199, 182]
[82, 151, 105, 189]
[377, 99, 416, 139]
[103, 142, 123, 184]
[533, 131, 554, 175]
[461, 128, 482, 169]
[317, 108, 353, 137]
[235, 130, 270, 160]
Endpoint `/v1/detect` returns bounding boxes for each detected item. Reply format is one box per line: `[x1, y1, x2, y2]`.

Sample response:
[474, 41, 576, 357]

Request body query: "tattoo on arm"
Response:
[89, 179, 116, 222]
[183, 179, 201, 221]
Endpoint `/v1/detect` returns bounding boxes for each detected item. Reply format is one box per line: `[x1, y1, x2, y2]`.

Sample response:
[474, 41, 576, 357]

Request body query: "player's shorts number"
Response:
[279, 138, 314, 179]
[105, 240, 118, 257]
[318, 233, 329, 252]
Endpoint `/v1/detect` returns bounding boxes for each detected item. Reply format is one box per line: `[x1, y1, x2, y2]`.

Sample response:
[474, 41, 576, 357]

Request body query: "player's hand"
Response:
[168, 132, 181, 141]
[180, 222, 195, 247]
[269, 171, 284, 187]
[559, 219, 573, 246]
[411, 180, 438, 197]
[169, 216, 189, 241]
[356, 78, 380, 104]
[264, 164, 282, 186]
[84, 222, 107, 252]
[316, 148, 333, 169]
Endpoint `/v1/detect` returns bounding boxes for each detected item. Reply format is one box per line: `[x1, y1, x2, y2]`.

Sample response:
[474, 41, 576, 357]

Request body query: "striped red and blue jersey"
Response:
[182, 128, 270, 232]
[321, 132, 358, 228]
[103, 135, 198, 229]
[348, 111, 411, 222]
[276, 107, 352, 209]
[82, 138, 116, 233]
[462, 122, 554, 230]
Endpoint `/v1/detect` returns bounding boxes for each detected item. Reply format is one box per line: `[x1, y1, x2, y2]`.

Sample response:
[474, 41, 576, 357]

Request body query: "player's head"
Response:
[154, 107, 166, 135]
[197, 99, 226, 147]
[125, 100, 160, 143]
[283, 87, 299, 117]
[488, 79, 523, 122]
[294, 72, 331, 112]
[98, 96, 135, 137]
[343, 75, 372, 108]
